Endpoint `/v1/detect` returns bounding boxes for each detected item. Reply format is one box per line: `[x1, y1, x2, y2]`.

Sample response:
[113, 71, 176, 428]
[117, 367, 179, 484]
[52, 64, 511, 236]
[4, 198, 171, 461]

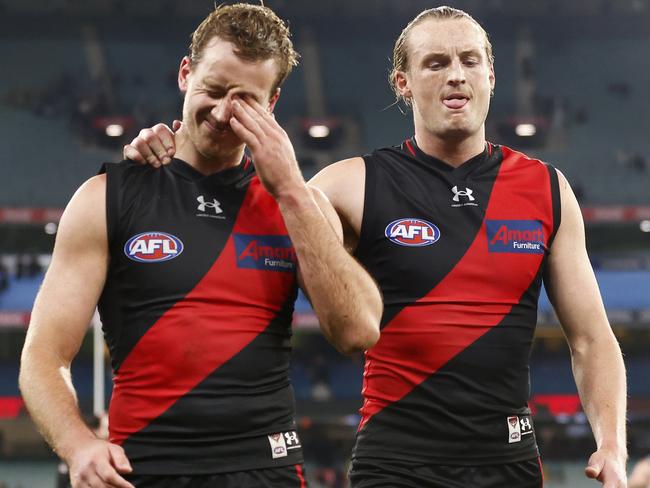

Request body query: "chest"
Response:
[357, 158, 553, 302]
[112, 176, 296, 299]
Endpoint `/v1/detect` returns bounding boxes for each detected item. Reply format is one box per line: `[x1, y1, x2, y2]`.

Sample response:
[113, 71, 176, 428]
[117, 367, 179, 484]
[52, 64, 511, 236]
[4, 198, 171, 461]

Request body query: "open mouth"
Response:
[442, 94, 469, 109]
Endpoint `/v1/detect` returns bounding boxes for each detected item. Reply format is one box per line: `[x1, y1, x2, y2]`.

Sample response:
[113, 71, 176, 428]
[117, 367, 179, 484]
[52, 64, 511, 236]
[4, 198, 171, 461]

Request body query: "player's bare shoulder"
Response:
[57, 174, 108, 252]
[308, 157, 365, 244]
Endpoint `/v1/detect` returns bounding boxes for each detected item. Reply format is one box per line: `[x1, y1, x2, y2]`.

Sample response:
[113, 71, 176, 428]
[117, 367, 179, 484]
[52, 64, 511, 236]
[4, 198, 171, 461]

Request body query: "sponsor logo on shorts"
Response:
[486, 220, 545, 254]
[234, 234, 296, 272]
[384, 218, 441, 247]
[267, 431, 301, 459]
[124, 232, 184, 263]
[507, 415, 534, 444]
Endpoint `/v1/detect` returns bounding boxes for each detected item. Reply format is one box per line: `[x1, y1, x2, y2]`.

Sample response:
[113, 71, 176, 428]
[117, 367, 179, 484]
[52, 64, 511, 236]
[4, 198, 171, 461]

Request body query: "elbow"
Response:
[18, 345, 37, 397]
[332, 315, 381, 356]
[18, 347, 31, 392]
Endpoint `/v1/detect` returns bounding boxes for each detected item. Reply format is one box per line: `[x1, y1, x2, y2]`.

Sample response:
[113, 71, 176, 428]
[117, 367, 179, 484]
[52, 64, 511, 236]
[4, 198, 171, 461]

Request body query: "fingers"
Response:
[585, 456, 603, 480]
[172, 119, 182, 132]
[73, 467, 132, 488]
[152, 123, 177, 159]
[586, 461, 627, 487]
[70, 442, 134, 488]
[124, 130, 162, 167]
[231, 100, 265, 139]
[74, 466, 134, 488]
[141, 127, 171, 166]
[123, 144, 147, 165]
[229, 115, 259, 150]
[96, 462, 135, 488]
[124, 124, 177, 167]
[585, 465, 600, 479]
[246, 96, 276, 121]
[108, 444, 133, 474]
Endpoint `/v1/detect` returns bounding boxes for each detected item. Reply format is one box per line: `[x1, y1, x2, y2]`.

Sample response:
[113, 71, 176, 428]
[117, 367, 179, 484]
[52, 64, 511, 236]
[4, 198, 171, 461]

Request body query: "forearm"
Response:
[571, 334, 627, 457]
[20, 346, 96, 461]
[278, 187, 381, 354]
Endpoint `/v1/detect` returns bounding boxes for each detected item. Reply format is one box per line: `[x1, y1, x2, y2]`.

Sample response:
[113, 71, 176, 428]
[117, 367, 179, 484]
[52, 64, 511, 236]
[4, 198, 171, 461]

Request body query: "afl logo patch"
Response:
[124, 232, 184, 263]
[385, 218, 441, 247]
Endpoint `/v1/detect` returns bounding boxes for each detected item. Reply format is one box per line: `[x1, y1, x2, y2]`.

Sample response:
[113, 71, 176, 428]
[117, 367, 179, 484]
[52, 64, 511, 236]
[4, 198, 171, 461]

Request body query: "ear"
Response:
[489, 64, 495, 93]
[394, 70, 412, 101]
[267, 88, 281, 113]
[178, 56, 192, 93]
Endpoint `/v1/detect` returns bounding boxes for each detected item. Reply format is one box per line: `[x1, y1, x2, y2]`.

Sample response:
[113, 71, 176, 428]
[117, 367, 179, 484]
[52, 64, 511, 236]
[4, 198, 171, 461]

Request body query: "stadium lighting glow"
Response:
[44, 222, 58, 235]
[106, 124, 124, 137]
[308, 125, 330, 138]
[640, 220, 650, 233]
[515, 123, 536, 137]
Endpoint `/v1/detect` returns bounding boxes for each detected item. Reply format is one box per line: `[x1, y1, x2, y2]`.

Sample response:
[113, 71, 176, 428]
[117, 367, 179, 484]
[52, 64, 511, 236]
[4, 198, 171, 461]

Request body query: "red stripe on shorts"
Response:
[295, 464, 306, 488]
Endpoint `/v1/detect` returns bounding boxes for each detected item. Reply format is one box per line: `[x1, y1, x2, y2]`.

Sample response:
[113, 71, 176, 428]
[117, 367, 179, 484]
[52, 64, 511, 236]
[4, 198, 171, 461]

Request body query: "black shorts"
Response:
[125, 464, 307, 488]
[349, 457, 543, 488]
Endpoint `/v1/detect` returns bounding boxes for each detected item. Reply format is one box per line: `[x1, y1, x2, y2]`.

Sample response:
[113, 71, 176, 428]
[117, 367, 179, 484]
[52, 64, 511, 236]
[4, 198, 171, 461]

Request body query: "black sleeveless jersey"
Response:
[97, 158, 303, 474]
[352, 139, 561, 465]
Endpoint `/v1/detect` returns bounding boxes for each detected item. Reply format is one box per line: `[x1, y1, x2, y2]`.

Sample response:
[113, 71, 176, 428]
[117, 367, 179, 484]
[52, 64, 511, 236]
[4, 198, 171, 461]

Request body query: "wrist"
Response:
[57, 429, 97, 463]
[275, 182, 313, 208]
[598, 441, 628, 461]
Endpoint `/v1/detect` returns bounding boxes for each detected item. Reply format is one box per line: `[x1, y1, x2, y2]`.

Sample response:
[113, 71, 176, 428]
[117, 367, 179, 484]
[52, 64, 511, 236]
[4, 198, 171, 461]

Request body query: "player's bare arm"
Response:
[544, 170, 627, 488]
[308, 157, 366, 254]
[229, 97, 381, 354]
[19, 175, 135, 488]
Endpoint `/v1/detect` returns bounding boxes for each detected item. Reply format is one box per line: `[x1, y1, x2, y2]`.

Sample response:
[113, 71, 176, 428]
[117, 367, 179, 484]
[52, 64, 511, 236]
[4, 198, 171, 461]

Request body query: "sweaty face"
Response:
[399, 18, 495, 142]
[178, 36, 279, 163]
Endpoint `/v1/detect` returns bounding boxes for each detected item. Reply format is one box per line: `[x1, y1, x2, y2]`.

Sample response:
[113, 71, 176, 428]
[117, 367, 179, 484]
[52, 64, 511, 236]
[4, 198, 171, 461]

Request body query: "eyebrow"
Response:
[420, 49, 483, 65]
[459, 49, 483, 58]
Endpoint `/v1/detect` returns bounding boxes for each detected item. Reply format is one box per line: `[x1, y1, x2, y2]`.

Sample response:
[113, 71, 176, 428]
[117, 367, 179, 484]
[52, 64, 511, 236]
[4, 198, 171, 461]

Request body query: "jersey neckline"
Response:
[169, 155, 254, 186]
[405, 137, 492, 180]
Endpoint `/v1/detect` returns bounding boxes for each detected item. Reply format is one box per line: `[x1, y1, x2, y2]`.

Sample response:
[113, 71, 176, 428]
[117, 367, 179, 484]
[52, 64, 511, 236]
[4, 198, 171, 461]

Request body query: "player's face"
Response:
[178, 36, 280, 162]
[397, 18, 495, 142]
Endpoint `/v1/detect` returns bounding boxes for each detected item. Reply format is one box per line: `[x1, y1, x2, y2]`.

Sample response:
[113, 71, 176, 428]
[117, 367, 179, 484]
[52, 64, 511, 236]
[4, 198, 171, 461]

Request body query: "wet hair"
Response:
[390, 6, 494, 105]
[189, 3, 299, 93]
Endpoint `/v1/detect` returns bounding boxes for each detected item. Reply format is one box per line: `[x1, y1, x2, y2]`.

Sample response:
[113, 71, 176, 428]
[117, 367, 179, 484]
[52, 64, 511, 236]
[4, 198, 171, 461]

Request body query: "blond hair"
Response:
[390, 6, 494, 105]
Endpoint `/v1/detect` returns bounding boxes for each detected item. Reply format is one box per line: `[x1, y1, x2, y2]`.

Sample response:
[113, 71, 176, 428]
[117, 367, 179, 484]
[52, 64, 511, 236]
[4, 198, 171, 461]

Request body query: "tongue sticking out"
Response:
[443, 98, 468, 109]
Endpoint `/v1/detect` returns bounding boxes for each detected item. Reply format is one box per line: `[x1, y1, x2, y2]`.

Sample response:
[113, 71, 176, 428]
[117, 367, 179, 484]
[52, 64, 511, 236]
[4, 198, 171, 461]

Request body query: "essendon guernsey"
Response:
[353, 139, 560, 465]
[98, 158, 302, 474]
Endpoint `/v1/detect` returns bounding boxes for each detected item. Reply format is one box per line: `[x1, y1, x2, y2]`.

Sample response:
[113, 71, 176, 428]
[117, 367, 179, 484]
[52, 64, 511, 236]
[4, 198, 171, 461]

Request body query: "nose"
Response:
[212, 96, 233, 125]
[447, 58, 466, 86]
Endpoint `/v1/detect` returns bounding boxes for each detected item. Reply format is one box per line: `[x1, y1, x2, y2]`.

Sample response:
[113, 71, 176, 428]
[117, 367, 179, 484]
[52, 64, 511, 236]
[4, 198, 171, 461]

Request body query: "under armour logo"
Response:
[520, 418, 532, 431]
[284, 431, 299, 446]
[197, 195, 222, 214]
[451, 186, 475, 202]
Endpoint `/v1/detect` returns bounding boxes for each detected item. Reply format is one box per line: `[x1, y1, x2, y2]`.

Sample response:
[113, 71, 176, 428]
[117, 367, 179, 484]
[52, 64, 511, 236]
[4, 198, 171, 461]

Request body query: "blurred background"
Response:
[0, 0, 649, 486]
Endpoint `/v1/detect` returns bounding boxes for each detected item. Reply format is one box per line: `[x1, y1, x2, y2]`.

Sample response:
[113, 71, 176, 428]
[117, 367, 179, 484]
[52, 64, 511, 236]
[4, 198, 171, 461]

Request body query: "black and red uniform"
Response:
[350, 139, 560, 487]
[97, 158, 305, 485]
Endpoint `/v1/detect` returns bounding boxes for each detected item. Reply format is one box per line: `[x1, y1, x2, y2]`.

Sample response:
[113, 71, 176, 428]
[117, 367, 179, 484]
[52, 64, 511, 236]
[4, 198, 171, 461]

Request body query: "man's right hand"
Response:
[123, 120, 180, 167]
[67, 438, 135, 488]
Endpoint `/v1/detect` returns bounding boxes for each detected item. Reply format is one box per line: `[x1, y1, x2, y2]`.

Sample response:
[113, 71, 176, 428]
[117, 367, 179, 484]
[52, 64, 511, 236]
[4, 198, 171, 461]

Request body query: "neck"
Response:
[175, 126, 245, 175]
[414, 125, 486, 167]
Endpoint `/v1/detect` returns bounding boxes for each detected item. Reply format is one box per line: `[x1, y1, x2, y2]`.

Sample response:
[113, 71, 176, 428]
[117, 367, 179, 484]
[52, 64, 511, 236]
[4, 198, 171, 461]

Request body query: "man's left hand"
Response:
[585, 448, 628, 487]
